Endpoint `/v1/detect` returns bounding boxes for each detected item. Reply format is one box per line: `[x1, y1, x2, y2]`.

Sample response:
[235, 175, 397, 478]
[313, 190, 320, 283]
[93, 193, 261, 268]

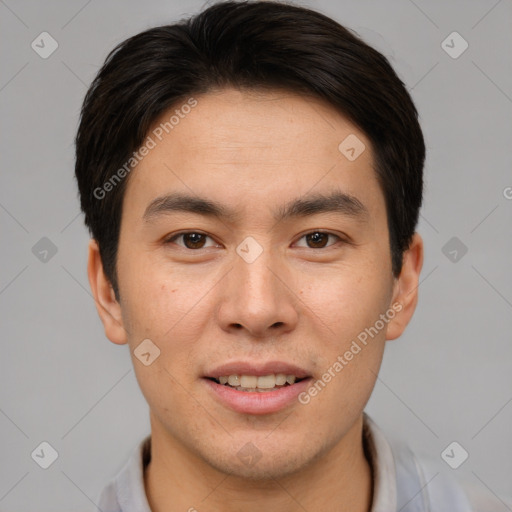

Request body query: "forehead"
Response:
[150, 88, 367, 161]
[122, 87, 384, 223]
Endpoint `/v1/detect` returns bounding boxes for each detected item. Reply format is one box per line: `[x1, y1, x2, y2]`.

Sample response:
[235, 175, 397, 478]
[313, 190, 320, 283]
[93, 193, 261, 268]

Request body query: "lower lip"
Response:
[203, 377, 312, 415]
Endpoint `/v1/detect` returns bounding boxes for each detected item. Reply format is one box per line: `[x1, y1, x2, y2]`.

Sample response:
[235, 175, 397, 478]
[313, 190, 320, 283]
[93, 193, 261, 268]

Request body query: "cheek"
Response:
[125, 275, 204, 409]
[120, 255, 204, 340]
[296, 261, 392, 405]
[121, 262, 219, 385]
[301, 261, 392, 340]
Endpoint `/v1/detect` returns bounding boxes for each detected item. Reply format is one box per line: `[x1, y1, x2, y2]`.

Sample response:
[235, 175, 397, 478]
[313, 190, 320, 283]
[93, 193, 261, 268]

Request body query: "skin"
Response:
[88, 87, 423, 512]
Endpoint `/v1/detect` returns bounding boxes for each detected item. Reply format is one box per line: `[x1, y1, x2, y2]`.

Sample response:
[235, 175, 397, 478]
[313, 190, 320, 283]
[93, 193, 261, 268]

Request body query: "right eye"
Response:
[164, 231, 220, 250]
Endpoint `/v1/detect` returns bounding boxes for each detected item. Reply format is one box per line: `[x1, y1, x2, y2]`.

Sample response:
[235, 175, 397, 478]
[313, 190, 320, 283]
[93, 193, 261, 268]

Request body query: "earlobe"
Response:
[87, 239, 128, 345]
[386, 233, 424, 341]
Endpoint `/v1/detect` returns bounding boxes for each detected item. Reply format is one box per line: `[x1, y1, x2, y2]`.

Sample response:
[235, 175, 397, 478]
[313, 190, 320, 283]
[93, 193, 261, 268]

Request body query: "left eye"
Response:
[165, 231, 341, 250]
[295, 231, 341, 249]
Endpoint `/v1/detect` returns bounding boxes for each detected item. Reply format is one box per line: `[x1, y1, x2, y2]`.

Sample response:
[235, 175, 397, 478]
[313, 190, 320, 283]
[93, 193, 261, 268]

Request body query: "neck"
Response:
[144, 414, 373, 512]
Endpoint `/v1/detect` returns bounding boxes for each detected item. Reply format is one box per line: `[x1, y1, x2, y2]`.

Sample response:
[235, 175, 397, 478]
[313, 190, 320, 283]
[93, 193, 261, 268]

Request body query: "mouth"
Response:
[206, 373, 307, 392]
[203, 362, 312, 414]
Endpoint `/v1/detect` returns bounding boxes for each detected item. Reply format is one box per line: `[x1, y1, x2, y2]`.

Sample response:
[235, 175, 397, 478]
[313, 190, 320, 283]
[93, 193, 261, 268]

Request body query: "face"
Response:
[89, 87, 422, 480]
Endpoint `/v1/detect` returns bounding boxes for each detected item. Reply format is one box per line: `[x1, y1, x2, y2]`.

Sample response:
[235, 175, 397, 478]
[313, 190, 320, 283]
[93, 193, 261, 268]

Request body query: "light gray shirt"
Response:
[97, 413, 510, 511]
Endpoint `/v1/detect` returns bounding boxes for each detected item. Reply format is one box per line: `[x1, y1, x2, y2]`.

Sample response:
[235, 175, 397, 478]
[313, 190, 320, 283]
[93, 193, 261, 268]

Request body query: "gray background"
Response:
[1, 0, 511, 509]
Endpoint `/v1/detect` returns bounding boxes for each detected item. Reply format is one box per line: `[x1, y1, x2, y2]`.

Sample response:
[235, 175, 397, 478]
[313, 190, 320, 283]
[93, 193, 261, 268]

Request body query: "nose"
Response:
[215, 245, 299, 339]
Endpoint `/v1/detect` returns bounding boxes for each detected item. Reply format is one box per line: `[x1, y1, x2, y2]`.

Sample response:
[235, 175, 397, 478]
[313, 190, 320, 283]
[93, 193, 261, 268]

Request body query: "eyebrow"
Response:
[142, 190, 369, 224]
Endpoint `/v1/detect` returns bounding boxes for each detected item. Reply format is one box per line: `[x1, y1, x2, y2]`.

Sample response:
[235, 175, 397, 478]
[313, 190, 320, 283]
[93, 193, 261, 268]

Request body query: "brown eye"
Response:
[295, 231, 341, 249]
[166, 232, 216, 249]
[306, 232, 329, 248]
[182, 233, 207, 249]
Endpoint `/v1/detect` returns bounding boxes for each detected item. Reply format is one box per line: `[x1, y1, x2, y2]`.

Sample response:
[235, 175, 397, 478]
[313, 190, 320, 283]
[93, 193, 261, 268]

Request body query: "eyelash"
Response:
[164, 230, 345, 250]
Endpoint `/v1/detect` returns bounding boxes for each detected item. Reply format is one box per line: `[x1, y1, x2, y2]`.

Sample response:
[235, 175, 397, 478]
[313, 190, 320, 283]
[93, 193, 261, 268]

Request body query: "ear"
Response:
[87, 238, 128, 345]
[386, 232, 424, 341]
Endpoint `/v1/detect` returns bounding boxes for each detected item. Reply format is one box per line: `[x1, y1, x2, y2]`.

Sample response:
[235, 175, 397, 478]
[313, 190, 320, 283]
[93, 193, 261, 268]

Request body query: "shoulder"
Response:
[417, 456, 510, 512]
[452, 475, 512, 512]
[363, 413, 512, 512]
[97, 480, 122, 512]
[96, 435, 152, 512]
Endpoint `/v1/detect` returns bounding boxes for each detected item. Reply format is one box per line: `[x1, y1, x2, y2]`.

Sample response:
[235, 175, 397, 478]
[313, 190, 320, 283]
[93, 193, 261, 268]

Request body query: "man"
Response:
[74, 1, 510, 510]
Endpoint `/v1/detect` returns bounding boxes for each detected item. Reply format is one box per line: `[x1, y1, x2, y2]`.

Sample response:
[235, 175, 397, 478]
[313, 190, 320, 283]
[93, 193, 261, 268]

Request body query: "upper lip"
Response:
[205, 361, 310, 379]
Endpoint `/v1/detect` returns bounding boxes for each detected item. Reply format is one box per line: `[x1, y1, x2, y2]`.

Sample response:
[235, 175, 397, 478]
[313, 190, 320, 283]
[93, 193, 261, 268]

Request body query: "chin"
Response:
[210, 452, 308, 481]
[196, 437, 321, 481]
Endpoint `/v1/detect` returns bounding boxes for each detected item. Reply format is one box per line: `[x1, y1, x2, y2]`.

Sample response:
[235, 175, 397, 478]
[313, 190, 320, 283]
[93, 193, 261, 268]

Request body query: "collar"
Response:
[99, 412, 472, 511]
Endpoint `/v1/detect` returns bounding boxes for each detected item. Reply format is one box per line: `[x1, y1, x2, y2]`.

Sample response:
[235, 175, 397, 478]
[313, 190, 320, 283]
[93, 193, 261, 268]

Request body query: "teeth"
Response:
[256, 375, 276, 389]
[240, 375, 258, 388]
[275, 373, 287, 385]
[233, 386, 277, 392]
[215, 373, 300, 390]
[228, 375, 241, 386]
